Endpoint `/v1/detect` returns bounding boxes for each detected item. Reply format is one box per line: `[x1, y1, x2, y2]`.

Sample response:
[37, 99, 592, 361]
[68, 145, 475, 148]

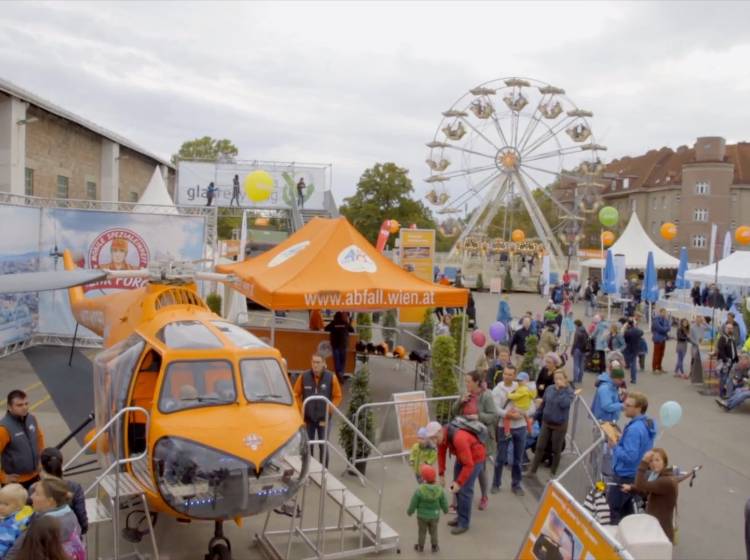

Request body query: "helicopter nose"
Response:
[152, 429, 309, 519]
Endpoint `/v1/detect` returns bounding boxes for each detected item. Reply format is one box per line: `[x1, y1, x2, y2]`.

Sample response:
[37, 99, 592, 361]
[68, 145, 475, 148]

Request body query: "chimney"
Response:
[694, 136, 726, 162]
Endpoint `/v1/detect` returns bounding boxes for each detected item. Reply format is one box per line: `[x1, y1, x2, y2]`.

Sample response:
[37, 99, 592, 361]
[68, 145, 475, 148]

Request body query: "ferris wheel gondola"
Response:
[424, 77, 607, 271]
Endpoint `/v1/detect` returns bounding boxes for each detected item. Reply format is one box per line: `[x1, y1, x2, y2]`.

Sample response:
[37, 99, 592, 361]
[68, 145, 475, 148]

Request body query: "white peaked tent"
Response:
[135, 167, 178, 214]
[581, 212, 680, 269]
[685, 250, 750, 285]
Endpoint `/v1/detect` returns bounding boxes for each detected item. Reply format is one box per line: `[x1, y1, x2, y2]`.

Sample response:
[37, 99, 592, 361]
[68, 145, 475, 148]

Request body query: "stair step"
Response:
[85, 497, 112, 524]
[100, 472, 144, 499]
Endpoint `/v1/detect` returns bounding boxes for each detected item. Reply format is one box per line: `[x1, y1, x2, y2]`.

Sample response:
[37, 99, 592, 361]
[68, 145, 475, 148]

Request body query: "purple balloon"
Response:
[471, 330, 486, 348]
[489, 321, 506, 342]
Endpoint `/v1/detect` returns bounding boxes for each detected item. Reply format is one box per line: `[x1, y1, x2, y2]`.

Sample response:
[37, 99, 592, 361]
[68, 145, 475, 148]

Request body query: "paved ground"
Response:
[0, 293, 747, 559]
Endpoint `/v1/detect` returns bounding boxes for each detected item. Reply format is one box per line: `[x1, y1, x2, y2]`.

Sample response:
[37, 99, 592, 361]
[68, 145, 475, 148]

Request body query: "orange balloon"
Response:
[511, 229, 525, 243]
[736, 225, 750, 245]
[601, 230, 615, 247]
[660, 222, 677, 241]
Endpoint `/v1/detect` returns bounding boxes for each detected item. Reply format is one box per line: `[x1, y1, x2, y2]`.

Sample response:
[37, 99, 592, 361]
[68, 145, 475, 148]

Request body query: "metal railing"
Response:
[351, 395, 460, 464]
[63, 406, 151, 560]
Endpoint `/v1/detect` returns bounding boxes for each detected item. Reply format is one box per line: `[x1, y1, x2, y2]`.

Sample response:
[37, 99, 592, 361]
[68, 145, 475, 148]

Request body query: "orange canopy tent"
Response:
[216, 216, 468, 310]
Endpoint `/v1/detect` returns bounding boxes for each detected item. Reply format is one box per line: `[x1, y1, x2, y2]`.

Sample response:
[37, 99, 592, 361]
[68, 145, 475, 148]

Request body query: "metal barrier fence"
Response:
[554, 394, 607, 504]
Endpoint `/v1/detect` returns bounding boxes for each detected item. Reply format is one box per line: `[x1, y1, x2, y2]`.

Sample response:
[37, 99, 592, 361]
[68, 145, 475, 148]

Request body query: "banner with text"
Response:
[177, 160, 329, 209]
[398, 229, 436, 324]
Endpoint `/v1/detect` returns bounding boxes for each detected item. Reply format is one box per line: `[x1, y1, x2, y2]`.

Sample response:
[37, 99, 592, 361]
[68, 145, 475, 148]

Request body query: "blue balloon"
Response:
[659, 401, 682, 428]
[489, 321, 506, 342]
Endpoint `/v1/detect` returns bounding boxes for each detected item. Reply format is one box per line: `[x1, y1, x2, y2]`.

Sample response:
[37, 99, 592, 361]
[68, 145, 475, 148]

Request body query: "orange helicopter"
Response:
[0, 250, 310, 560]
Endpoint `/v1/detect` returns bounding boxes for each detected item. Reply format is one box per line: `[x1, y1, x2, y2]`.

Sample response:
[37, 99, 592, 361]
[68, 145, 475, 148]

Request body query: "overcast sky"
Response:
[2, 1, 749, 210]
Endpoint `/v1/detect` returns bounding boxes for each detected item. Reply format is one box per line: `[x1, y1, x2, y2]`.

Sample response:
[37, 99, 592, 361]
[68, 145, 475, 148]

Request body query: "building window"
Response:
[56, 175, 69, 199]
[129, 191, 139, 202]
[674, 219, 679, 224]
[86, 181, 97, 200]
[693, 208, 708, 222]
[24, 168, 33, 196]
[731, 221, 737, 229]
[692, 235, 707, 249]
[695, 181, 710, 195]
[676, 193, 681, 204]
[651, 221, 656, 234]
[623, 178, 630, 190]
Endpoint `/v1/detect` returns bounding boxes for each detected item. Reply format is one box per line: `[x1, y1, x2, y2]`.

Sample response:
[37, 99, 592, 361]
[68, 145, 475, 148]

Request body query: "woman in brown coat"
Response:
[623, 448, 678, 542]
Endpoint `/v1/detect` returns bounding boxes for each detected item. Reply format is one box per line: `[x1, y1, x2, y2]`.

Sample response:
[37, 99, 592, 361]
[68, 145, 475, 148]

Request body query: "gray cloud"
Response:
[1, 1, 749, 212]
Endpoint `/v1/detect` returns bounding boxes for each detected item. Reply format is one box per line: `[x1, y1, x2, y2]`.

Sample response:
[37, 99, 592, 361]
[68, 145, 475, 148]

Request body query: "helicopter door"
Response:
[127, 348, 162, 455]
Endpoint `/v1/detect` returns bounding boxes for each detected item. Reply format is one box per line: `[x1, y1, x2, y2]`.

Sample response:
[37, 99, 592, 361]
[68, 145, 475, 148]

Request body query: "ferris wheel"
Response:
[424, 77, 607, 271]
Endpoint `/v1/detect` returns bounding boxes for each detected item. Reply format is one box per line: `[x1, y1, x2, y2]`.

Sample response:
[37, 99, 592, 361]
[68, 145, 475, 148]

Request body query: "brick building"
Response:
[556, 137, 750, 265]
[0, 78, 174, 203]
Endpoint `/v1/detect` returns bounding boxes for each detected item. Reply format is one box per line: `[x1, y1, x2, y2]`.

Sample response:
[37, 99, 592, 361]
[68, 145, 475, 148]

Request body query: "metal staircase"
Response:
[64, 406, 159, 560]
[255, 396, 399, 560]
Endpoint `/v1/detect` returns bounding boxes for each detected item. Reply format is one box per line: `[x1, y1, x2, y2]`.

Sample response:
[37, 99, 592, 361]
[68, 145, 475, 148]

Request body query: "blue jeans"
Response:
[332, 347, 347, 378]
[493, 425, 527, 490]
[727, 389, 750, 410]
[719, 362, 733, 398]
[607, 474, 635, 525]
[454, 460, 483, 529]
[306, 421, 331, 467]
[573, 348, 584, 384]
[675, 346, 686, 374]
[624, 353, 637, 383]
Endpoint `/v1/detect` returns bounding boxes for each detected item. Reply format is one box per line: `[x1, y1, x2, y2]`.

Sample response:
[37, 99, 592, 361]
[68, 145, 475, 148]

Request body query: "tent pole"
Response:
[271, 312, 276, 346]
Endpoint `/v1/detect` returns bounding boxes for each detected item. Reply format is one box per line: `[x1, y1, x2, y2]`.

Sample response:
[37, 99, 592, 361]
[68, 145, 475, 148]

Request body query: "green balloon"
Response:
[599, 206, 619, 227]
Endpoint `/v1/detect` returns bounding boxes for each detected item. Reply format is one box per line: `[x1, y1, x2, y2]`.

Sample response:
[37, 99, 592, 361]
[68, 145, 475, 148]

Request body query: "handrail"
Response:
[301, 395, 387, 548]
[351, 395, 460, 464]
[63, 406, 149, 472]
[400, 329, 432, 352]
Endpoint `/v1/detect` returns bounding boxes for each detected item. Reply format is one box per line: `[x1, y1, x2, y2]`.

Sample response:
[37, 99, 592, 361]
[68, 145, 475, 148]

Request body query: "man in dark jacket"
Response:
[437, 422, 486, 535]
[608, 391, 656, 524]
[0, 390, 44, 488]
[650, 308, 671, 374]
[325, 312, 354, 382]
[509, 317, 532, 358]
[293, 354, 342, 466]
[716, 323, 739, 398]
[571, 320, 589, 384]
[623, 320, 644, 384]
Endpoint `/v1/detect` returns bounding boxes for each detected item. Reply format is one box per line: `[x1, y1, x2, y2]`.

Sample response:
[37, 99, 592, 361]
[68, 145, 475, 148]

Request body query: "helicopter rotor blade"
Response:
[104, 269, 152, 279]
[0, 270, 109, 294]
[194, 271, 236, 283]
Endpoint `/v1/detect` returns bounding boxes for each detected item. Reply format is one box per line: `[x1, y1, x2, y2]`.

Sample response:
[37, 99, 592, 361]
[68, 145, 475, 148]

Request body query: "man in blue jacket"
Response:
[592, 366, 625, 423]
[607, 391, 657, 524]
[651, 308, 671, 374]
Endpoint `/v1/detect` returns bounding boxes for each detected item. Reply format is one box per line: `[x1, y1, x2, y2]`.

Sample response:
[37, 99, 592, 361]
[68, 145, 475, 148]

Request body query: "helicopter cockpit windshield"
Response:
[159, 360, 237, 412]
[240, 359, 292, 405]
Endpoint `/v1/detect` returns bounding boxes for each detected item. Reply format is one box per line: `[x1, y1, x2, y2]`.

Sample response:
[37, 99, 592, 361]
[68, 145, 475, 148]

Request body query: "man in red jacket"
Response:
[437, 422, 486, 535]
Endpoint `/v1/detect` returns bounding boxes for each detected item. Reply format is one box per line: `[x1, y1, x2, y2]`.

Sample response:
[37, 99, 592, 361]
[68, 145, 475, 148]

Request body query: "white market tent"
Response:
[581, 212, 680, 269]
[684, 250, 750, 285]
[135, 167, 178, 214]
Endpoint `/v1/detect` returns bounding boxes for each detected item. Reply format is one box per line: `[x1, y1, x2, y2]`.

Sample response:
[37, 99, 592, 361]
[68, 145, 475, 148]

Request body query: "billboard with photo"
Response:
[398, 229, 436, 324]
[0, 205, 41, 346]
[37, 208, 207, 338]
[176, 160, 329, 210]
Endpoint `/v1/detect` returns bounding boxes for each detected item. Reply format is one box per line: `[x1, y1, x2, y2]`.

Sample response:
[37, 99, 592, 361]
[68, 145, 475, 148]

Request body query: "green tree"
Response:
[449, 314, 468, 367]
[356, 312, 372, 342]
[340, 163, 436, 247]
[339, 365, 375, 473]
[206, 293, 222, 315]
[217, 207, 242, 240]
[417, 308, 436, 344]
[431, 335, 459, 424]
[172, 136, 239, 165]
[519, 334, 539, 379]
[383, 309, 397, 350]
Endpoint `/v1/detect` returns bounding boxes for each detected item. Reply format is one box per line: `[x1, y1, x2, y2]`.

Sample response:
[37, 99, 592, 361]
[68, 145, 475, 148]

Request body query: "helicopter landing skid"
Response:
[205, 520, 232, 560]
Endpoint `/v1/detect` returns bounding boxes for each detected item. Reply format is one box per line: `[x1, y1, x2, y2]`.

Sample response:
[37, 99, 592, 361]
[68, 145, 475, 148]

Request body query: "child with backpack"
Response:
[409, 425, 439, 483]
[406, 465, 449, 552]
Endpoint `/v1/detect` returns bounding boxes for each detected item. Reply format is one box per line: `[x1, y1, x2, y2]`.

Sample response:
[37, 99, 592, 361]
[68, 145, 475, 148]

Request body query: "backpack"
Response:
[581, 330, 592, 353]
[447, 417, 489, 446]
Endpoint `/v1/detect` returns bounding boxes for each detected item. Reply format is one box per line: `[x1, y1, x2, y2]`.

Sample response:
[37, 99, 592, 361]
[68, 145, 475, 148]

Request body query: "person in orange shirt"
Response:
[0, 390, 45, 488]
[293, 354, 342, 467]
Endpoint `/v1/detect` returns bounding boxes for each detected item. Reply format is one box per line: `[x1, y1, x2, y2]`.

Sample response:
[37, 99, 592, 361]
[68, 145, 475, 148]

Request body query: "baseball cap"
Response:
[517, 371, 530, 382]
[417, 427, 428, 439]
[424, 421, 442, 438]
[420, 464, 436, 484]
[611, 368, 625, 380]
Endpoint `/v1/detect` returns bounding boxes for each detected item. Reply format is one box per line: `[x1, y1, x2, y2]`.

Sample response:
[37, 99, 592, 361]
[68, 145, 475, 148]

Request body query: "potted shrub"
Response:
[356, 312, 372, 342]
[417, 308, 436, 344]
[519, 334, 540, 379]
[475, 273, 485, 292]
[504, 267, 513, 293]
[431, 335, 459, 424]
[449, 313, 468, 367]
[339, 364, 375, 475]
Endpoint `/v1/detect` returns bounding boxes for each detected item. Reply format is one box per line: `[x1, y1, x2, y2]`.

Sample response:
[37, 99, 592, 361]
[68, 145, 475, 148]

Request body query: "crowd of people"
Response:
[0, 390, 87, 559]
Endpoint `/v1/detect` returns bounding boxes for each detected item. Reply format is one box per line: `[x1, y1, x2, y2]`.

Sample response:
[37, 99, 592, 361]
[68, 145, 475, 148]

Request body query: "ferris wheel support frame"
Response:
[513, 171, 564, 272]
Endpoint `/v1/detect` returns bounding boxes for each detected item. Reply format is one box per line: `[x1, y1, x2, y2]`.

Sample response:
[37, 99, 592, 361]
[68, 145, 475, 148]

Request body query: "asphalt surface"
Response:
[0, 294, 747, 559]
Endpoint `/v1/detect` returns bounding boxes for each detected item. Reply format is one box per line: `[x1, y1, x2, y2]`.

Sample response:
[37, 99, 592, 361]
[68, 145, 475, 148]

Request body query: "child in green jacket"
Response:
[408, 426, 438, 483]
[406, 465, 449, 552]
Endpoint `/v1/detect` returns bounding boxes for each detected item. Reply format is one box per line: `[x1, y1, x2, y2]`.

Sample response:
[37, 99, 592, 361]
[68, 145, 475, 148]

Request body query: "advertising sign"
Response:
[393, 390, 429, 453]
[177, 160, 329, 209]
[398, 229, 436, 324]
[37, 208, 207, 337]
[0, 205, 41, 347]
[518, 481, 626, 560]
